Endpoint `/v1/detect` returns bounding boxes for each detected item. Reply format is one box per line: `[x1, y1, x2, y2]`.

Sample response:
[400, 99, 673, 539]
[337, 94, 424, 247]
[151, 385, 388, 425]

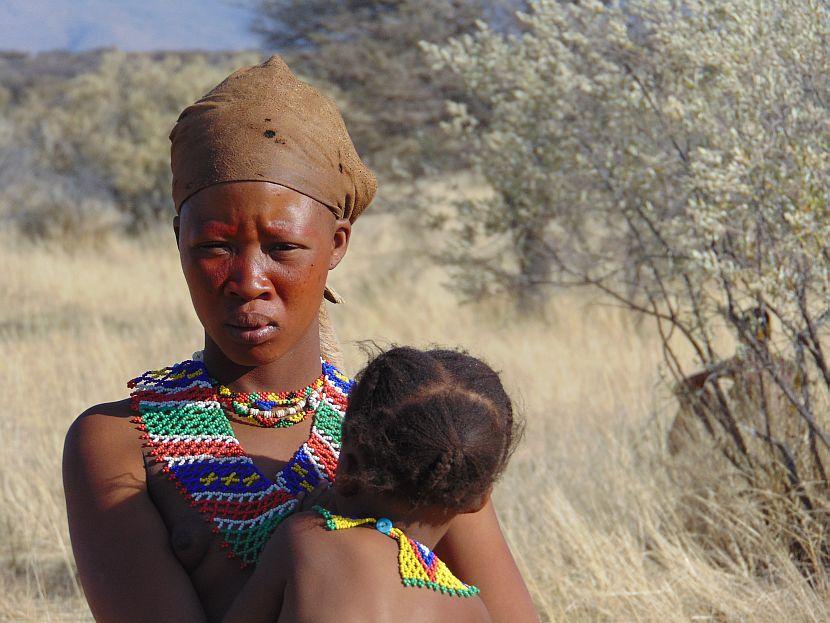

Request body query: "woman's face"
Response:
[176, 181, 350, 367]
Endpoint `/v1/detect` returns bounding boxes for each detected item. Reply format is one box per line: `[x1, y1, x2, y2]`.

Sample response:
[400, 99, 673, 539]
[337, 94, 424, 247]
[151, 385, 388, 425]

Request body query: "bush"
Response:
[425, 0, 830, 576]
[0, 50, 261, 236]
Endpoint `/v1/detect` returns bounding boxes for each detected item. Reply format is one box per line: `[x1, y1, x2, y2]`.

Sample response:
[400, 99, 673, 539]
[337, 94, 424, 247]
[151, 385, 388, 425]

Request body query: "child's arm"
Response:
[435, 500, 539, 623]
[221, 521, 293, 623]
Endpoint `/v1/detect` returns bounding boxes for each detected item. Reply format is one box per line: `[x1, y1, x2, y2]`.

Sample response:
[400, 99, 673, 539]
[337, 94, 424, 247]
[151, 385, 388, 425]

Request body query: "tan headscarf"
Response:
[170, 55, 377, 369]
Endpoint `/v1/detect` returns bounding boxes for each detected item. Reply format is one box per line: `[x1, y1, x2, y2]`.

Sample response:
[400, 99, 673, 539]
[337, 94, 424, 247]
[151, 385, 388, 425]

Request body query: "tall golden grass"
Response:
[2, 195, 829, 621]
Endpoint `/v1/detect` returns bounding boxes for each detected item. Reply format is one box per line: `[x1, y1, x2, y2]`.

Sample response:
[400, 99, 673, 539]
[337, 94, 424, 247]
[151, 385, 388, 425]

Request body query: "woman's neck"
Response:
[201, 329, 323, 393]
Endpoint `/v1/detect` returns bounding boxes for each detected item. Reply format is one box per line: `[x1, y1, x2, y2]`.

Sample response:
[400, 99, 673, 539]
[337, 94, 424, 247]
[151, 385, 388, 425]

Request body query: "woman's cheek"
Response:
[191, 258, 230, 292]
[279, 259, 325, 297]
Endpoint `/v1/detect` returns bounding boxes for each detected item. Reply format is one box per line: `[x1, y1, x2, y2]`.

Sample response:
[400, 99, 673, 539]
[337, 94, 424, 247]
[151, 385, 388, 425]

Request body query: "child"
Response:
[223, 346, 522, 623]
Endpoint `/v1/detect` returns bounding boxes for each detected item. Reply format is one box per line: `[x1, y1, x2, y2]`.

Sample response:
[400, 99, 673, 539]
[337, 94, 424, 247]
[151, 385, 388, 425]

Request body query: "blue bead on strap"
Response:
[376, 517, 393, 535]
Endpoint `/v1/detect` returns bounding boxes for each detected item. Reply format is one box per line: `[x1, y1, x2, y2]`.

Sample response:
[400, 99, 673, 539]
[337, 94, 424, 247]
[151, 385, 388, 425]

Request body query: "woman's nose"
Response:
[224, 253, 272, 301]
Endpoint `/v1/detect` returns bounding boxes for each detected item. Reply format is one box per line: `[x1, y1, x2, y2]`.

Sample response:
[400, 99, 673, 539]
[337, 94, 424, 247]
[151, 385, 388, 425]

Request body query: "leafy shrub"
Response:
[253, 0, 517, 177]
[0, 50, 260, 236]
[425, 0, 830, 576]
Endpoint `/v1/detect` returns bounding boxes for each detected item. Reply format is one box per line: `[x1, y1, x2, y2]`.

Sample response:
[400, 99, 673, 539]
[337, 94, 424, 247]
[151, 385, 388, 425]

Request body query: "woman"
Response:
[62, 55, 537, 623]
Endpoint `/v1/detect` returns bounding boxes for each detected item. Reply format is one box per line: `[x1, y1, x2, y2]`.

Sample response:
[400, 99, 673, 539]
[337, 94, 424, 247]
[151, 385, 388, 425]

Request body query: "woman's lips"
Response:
[224, 313, 278, 345]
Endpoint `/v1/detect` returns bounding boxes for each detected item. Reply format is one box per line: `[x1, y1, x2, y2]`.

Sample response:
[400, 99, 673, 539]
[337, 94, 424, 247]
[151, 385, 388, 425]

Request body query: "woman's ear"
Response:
[329, 218, 351, 270]
[173, 215, 181, 245]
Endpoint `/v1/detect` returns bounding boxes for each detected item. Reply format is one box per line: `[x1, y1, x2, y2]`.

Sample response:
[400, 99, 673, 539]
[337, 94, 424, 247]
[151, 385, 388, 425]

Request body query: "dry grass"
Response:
[2, 202, 830, 622]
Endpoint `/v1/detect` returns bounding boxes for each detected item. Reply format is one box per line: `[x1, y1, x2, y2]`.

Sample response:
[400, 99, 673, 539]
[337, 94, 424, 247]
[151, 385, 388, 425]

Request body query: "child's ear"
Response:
[463, 487, 493, 515]
[340, 450, 362, 474]
[335, 451, 363, 497]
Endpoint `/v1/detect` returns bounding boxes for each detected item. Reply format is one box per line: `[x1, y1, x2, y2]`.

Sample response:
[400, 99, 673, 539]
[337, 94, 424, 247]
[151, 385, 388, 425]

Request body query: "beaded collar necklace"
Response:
[128, 356, 352, 566]
[313, 506, 480, 598]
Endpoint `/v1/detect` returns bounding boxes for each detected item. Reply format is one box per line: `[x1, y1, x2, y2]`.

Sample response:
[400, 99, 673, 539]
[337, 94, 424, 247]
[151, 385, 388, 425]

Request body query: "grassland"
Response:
[2, 205, 829, 622]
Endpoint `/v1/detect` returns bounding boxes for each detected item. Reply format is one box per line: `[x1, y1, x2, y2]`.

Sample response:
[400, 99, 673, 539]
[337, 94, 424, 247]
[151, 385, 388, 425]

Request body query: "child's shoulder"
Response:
[277, 510, 328, 552]
[278, 508, 404, 586]
[279, 509, 386, 556]
[280, 509, 324, 534]
[278, 511, 491, 623]
[277, 510, 365, 562]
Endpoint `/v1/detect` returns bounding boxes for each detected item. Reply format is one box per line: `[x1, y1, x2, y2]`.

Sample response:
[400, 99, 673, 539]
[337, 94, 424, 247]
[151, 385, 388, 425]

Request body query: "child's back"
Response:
[278, 511, 492, 623]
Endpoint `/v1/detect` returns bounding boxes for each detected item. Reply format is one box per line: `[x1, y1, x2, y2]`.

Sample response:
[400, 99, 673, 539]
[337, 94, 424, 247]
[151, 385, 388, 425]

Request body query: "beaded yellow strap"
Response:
[314, 506, 480, 598]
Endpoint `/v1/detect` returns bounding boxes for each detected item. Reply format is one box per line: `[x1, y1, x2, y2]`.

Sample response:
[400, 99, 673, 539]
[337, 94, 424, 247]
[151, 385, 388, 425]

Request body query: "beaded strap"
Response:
[128, 358, 352, 566]
[314, 506, 480, 598]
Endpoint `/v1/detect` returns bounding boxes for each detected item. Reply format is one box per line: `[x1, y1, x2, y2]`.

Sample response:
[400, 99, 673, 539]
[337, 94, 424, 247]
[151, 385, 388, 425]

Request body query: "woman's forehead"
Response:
[180, 182, 335, 234]
[180, 181, 333, 227]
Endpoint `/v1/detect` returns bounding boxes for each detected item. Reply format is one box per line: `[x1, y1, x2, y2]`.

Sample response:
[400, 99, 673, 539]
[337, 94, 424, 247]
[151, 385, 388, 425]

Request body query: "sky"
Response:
[0, 0, 262, 53]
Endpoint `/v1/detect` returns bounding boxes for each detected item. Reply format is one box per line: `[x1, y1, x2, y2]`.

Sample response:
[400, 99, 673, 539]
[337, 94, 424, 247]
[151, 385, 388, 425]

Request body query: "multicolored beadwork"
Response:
[314, 506, 480, 598]
[128, 358, 352, 566]
[215, 373, 325, 428]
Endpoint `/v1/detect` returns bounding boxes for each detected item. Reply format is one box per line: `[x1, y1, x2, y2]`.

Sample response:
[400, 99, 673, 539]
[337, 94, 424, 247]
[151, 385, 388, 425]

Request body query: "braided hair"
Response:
[338, 346, 521, 512]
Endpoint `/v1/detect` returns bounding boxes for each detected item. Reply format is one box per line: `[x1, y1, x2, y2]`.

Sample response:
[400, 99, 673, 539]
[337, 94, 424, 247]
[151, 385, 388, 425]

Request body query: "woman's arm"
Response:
[63, 402, 209, 623]
[435, 499, 539, 623]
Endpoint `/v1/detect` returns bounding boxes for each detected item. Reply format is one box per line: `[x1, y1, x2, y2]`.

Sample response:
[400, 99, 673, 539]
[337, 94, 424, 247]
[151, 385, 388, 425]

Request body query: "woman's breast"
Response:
[139, 420, 321, 620]
[145, 463, 253, 619]
[145, 460, 212, 569]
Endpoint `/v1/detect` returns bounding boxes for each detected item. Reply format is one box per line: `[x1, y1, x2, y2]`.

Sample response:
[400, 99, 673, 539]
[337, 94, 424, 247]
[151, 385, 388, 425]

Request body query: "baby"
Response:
[224, 346, 521, 623]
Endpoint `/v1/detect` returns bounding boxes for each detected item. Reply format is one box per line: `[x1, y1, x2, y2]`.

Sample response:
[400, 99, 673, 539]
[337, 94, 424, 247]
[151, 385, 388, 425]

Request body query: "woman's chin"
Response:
[209, 335, 289, 368]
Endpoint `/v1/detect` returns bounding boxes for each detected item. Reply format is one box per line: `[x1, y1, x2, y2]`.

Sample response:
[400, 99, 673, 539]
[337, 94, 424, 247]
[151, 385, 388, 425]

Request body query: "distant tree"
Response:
[253, 0, 523, 175]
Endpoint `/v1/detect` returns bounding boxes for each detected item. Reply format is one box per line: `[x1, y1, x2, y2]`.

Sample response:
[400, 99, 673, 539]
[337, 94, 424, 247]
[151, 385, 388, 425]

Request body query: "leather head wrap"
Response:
[170, 55, 377, 223]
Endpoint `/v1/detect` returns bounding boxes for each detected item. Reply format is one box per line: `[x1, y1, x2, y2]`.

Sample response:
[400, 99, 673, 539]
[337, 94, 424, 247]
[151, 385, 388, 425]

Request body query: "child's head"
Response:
[336, 346, 521, 514]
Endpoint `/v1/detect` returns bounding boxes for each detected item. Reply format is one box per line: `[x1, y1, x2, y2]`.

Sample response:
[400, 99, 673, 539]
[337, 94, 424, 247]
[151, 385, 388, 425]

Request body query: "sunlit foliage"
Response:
[426, 0, 830, 574]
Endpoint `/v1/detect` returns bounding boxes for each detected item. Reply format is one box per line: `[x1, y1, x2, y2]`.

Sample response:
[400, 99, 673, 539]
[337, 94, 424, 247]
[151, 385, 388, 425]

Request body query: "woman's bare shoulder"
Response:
[63, 399, 210, 622]
[69, 398, 134, 427]
[65, 398, 137, 446]
[63, 398, 143, 481]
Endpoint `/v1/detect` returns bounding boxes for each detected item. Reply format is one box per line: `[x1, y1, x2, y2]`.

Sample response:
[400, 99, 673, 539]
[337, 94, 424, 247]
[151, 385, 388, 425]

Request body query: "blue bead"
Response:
[376, 517, 393, 534]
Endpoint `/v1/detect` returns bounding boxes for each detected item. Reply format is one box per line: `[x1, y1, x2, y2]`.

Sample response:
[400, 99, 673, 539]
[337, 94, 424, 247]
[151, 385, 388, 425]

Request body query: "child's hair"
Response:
[339, 346, 522, 513]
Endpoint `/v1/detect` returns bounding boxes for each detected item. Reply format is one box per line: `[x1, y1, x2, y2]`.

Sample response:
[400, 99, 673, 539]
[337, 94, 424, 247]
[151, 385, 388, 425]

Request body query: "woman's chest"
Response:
[144, 424, 314, 618]
[144, 420, 314, 563]
[146, 463, 250, 618]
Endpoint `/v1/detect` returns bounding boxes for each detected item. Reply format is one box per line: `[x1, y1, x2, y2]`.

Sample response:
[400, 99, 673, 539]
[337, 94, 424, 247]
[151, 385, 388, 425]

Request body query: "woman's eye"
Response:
[196, 242, 229, 254]
[268, 243, 299, 253]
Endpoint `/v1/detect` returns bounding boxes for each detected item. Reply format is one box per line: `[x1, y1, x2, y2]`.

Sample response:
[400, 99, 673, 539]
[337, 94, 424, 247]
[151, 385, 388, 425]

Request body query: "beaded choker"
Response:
[192, 351, 325, 428]
[216, 372, 325, 428]
[314, 506, 480, 598]
[128, 357, 352, 566]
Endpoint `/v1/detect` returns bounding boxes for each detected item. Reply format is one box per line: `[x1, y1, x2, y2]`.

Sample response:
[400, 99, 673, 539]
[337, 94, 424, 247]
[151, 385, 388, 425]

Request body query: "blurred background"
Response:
[2, 1, 830, 621]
